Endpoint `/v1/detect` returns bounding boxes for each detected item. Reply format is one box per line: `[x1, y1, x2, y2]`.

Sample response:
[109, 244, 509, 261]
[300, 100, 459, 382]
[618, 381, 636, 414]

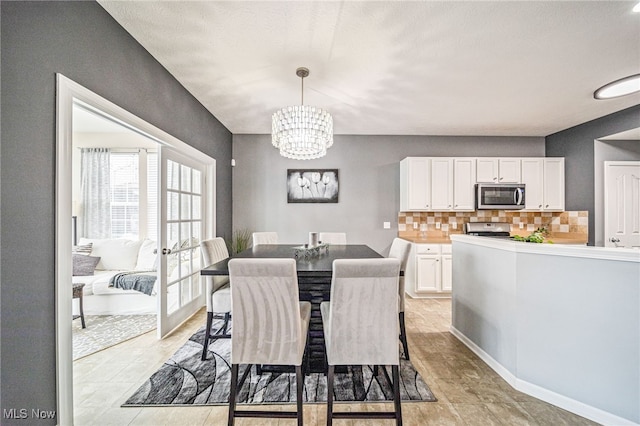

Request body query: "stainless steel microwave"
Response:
[475, 183, 525, 210]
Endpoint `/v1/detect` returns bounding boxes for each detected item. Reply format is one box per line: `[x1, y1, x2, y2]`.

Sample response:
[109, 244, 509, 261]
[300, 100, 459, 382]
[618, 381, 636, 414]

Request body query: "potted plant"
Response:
[226, 228, 251, 255]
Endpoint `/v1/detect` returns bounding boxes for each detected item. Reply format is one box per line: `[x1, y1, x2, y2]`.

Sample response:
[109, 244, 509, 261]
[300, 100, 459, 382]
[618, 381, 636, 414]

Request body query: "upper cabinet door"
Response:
[400, 157, 431, 211]
[453, 158, 476, 210]
[431, 158, 454, 210]
[498, 159, 521, 183]
[476, 158, 499, 183]
[521, 158, 544, 210]
[543, 158, 565, 211]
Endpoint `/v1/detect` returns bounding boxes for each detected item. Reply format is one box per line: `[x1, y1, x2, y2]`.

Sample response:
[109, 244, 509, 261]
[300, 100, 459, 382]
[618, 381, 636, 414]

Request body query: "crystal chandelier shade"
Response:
[271, 68, 333, 160]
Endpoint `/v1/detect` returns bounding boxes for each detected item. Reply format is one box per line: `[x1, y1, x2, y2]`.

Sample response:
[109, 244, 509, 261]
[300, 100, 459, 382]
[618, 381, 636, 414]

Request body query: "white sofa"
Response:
[73, 238, 158, 315]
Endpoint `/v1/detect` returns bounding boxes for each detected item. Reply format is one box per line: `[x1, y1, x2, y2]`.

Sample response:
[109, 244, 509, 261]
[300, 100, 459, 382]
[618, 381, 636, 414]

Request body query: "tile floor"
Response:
[73, 298, 599, 425]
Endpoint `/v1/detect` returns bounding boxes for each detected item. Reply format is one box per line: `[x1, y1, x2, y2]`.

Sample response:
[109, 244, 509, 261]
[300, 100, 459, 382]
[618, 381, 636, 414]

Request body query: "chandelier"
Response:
[272, 67, 333, 160]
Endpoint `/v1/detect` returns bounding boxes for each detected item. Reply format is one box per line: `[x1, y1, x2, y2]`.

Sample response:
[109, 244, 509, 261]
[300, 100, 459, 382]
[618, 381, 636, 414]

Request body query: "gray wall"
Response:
[1, 2, 232, 423]
[233, 134, 544, 254]
[546, 105, 640, 246]
[594, 140, 640, 246]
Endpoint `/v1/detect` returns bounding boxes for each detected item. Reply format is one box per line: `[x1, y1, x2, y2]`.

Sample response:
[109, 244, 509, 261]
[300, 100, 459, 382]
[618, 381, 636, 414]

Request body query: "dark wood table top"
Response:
[200, 244, 383, 277]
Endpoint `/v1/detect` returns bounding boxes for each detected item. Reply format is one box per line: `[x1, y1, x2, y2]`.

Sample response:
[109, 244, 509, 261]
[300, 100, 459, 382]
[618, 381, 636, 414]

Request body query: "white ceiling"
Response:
[97, 1, 640, 137]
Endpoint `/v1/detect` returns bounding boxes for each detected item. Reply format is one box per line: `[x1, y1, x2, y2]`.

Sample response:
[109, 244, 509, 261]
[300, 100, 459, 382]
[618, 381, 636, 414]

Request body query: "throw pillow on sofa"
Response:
[135, 239, 158, 271]
[78, 238, 143, 271]
[72, 243, 93, 255]
[73, 254, 101, 276]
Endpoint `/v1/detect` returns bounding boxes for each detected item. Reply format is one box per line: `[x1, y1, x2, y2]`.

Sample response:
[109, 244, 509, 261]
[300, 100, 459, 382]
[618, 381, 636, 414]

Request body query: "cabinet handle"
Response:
[539, 204, 542, 208]
[545, 204, 549, 208]
[499, 177, 503, 181]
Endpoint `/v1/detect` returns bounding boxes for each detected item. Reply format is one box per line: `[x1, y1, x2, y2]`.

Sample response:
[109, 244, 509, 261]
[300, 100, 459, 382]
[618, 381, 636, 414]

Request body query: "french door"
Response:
[158, 147, 207, 337]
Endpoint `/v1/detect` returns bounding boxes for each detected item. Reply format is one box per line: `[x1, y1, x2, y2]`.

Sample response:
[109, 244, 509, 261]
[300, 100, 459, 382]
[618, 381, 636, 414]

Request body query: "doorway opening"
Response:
[56, 74, 216, 424]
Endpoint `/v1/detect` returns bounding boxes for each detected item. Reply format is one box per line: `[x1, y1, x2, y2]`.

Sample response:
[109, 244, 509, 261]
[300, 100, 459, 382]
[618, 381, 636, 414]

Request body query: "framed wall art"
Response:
[287, 169, 339, 203]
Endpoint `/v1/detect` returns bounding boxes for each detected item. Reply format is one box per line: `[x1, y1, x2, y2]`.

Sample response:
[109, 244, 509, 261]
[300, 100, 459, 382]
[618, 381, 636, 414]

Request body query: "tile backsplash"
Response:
[398, 210, 588, 241]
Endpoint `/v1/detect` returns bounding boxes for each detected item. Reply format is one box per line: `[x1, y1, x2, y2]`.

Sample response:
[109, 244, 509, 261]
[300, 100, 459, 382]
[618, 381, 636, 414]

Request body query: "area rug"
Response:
[73, 315, 156, 360]
[123, 318, 436, 406]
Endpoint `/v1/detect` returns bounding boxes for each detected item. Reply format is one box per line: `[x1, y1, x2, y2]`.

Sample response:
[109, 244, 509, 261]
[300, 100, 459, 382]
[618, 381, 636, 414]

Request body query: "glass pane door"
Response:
[158, 147, 205, 337]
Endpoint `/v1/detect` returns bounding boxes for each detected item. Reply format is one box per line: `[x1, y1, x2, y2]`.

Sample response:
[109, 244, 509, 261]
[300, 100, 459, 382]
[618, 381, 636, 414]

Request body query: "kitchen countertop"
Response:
[400, 236, 452, 244]
[400, 234, 588, 245]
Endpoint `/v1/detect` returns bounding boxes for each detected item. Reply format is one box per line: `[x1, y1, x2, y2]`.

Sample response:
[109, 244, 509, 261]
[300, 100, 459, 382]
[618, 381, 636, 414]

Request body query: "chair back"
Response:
[388, 238, 411, 312]
[319, 232, 347, 245]
[252, 232, 278, 246]
[325, 258, 400, 366]
[229, 258, 304, 365]
[200, 238, 230, 310]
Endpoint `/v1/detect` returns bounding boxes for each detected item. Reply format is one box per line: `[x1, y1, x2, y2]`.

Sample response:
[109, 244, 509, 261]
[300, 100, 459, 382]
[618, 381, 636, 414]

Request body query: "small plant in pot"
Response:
[226, 228, 252, 255]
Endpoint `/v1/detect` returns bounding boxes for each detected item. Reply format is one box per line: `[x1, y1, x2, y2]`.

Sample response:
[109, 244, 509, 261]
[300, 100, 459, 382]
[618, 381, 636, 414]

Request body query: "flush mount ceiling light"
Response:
[594, 73, 640, 100]
[272, 67, 333, 160]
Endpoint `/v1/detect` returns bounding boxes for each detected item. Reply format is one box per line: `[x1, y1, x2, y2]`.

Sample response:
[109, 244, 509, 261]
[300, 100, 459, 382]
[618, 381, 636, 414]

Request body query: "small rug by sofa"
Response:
[123, 318, 436, 406]
[73, 314, 156, 360]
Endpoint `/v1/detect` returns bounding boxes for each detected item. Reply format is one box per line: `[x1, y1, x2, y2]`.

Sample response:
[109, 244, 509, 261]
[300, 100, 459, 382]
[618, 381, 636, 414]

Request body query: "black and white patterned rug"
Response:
[73, 315, 156, 360]
[123, 318, 436, 406]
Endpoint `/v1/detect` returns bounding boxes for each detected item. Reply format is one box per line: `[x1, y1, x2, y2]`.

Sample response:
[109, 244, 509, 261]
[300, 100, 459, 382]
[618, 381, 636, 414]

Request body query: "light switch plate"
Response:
[383, 222, 391, 229]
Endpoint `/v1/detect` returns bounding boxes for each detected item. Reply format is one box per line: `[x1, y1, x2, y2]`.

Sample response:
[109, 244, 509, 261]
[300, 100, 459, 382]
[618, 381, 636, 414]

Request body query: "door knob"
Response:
[162, 248, 172, 255]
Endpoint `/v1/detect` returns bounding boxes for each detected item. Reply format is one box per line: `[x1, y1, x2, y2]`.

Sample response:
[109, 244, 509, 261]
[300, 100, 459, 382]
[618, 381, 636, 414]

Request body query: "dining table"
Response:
[200, 243, 384, 373]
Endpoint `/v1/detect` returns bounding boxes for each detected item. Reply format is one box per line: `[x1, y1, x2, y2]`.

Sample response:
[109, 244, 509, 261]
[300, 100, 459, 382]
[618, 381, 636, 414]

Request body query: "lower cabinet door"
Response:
[416, 255, 440, 292]
[441, 255, 453, 292]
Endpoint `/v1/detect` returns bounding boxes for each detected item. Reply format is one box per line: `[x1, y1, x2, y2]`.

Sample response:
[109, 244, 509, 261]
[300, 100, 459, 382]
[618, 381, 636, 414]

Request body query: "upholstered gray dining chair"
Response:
[318, 232, 347, 244]
[321, 258, 402, 425]
[200, 238, 231, 361]
[388, 237, 412, 360]
[227, 258, 311, 426]
[251, 231, 278, 246]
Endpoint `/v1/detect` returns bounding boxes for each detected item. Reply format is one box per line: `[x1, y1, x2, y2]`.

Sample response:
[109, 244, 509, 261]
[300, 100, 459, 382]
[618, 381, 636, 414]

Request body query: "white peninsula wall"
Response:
[450, 235, 640, 426]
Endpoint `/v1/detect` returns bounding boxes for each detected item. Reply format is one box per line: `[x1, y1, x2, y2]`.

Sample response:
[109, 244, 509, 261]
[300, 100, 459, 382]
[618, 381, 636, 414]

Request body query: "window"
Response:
[110, 153, 139, 238]
[109, 151, 157, 239]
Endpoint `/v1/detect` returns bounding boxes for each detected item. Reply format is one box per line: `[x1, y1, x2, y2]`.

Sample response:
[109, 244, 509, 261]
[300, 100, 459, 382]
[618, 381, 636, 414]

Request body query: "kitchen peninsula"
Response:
[449, 235, 639, 425]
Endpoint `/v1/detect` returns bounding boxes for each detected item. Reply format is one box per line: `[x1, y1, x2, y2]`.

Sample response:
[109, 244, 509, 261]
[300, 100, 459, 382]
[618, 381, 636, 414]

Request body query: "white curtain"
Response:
[80, 148, 111, 239]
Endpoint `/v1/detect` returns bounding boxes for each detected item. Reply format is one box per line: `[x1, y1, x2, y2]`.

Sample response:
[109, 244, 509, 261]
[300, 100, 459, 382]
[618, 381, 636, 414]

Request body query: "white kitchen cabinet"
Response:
[520, 158, 564, 211]
[401, 156, 564, 212]
[416, 255, 440, 292]
[543, 158, 565, 211]
[430, 158, 453, 210]
[441, 244, 452, 292]
[400, 157, 431, 211]
[405, 243, 452, 298]
[453, 158, 476, 211]
[521, 158, 544, 210]
[476, 158, 520, 183]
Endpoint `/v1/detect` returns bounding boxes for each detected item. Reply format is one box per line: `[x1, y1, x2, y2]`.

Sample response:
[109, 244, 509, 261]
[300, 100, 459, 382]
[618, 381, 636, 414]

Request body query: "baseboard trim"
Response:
[449, 326, 638, 426]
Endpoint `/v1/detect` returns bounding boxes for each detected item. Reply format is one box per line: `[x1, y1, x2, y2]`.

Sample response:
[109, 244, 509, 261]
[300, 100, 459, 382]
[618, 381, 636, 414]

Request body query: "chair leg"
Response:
[79, 294, 86, 329]
[202, 311, 214, 361]
[296, 365, 304, 426]
[228, 363, 239, 426]
[392, 365, 403, 426]
[399, 312, 410, 360]
[326, 365, 334, 426]
[221, 312, 230, 335]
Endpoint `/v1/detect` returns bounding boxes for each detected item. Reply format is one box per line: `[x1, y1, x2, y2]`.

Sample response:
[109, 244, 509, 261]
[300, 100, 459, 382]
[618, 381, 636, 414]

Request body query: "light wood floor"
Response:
[73, 298, 599, 425]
